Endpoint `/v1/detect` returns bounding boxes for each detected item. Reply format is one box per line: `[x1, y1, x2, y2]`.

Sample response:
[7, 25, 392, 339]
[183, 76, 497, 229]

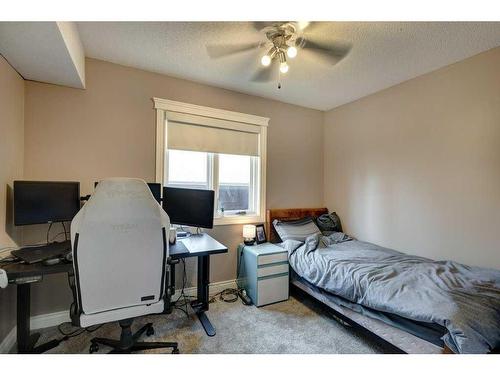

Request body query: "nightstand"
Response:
[237, 242, 289, 307]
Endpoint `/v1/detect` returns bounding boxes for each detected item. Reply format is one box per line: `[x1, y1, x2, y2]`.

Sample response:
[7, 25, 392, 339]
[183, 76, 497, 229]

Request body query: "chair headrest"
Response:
[81, 178, 162, 222]
[93, 178, 153, 200]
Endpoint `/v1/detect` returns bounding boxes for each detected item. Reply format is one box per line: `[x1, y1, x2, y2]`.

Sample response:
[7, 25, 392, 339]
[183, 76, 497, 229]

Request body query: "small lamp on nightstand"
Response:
[243, 224, 256, 245]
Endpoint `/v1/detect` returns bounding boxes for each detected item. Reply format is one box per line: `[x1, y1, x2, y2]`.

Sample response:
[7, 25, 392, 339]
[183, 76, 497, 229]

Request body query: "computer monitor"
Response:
[147, 183, 162, 204]
[14, 181, 81, 226]
[162, 187, 215, 229]
[94, 181, 161, 203]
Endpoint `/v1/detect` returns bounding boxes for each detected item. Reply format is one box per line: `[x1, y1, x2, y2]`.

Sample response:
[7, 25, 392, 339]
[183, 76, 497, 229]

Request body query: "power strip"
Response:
[0, 268, 7, 289]
[238, 289, 252, 305]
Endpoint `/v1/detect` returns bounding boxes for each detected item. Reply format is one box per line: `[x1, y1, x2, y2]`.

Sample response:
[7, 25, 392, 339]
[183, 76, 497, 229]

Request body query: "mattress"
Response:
[290, 270, 444, 353]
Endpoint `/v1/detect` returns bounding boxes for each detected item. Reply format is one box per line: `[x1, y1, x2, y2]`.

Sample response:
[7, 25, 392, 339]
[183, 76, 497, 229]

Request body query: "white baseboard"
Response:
[0, 310, 70, 354]
[172, 278, 237, 300]
[0, 279, 235, 353]
[31, 310, 71, 330]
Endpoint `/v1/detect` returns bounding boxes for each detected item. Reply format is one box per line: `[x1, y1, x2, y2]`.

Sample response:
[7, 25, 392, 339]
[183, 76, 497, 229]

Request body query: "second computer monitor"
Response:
[162, 187, 215, 229]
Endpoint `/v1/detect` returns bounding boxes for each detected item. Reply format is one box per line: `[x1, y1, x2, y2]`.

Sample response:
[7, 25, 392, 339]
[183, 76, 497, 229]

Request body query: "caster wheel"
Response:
[172, 348, 180, 354]
[146, 325, 155, 336]
[89, 342, 99, 354]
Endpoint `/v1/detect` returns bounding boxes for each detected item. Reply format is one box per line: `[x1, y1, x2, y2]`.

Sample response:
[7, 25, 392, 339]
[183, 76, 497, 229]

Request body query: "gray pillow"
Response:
[273, 217, 321, 242]
[316, 212, 343, 233]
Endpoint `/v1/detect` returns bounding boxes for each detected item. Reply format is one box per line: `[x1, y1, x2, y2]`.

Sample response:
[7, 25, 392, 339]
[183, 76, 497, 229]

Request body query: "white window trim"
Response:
[153, 98, 269, 226]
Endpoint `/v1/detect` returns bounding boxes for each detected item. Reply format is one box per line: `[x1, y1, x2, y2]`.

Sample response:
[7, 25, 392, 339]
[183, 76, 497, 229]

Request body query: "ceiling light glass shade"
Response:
[298, 21, 310, 30]
[280, 62, 289, 74]
[261, 55, 271, 66]
[287, 46, 297, 58]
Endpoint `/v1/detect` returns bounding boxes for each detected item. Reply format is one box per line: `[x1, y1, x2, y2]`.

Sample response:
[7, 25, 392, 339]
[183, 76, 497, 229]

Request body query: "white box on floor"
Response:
[237, 243, 289, 307]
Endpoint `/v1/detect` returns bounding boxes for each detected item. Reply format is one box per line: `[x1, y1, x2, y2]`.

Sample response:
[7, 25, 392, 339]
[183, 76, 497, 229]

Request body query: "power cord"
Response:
[0, 257, 18, 266]
[1, 222, 69, 259]
[52, 273, 104, 347]
[0, 246, 18, 256]
[0, 232, 68, 266]
[46, 222, 69, 245]
[208, 288, 252, 305]
[172, 259, 195, 317]
[209, 288, 240, 303]
[49, 231, 67, 243]
[46, 222, 53, 245]
[206, 247, 247, 304]
[211, 246, 251, 305]
[171, 253, 251, 318]
[57, 322, 104, 338]
[28, 272, 103, 353]
[61, 222, 68, 241]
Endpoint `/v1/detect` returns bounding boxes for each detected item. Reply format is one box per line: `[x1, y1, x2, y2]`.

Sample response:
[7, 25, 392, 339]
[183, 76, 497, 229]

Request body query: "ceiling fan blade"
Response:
[297, 37, 352, 64]
[206, 42, 263, 59]
[251, 59, 278, 82]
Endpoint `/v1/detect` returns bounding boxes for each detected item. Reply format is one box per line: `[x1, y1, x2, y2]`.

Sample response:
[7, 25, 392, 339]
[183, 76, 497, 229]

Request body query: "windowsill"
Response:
[214, 214, 265, 226]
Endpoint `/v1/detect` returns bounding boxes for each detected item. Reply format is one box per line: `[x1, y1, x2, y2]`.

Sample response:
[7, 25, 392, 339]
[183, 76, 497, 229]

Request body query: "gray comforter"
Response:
[284, 234, 500, 353]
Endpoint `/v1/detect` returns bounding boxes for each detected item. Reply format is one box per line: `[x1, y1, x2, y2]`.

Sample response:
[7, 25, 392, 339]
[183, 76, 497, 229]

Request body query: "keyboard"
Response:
[12, 241, 71, 264]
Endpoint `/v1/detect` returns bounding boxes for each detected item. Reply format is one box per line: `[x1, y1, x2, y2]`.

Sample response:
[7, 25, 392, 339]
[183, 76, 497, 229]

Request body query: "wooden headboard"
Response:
[266, 207, 328, 243]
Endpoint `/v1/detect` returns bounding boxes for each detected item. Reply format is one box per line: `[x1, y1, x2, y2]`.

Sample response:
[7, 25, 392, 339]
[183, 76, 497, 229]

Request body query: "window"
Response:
[166, 150, 260, 218]
[154, 98, 268, 225]
[166, 149, 210, 190]
[218, 153, 256, 214]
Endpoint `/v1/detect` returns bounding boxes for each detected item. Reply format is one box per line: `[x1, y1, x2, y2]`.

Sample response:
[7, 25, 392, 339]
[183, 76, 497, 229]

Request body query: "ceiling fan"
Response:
[206, 22, 351, 89]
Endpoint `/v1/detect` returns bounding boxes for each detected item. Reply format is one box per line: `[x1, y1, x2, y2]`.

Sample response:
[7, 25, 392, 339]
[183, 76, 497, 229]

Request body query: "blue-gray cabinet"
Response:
[237, 243, 289, 307]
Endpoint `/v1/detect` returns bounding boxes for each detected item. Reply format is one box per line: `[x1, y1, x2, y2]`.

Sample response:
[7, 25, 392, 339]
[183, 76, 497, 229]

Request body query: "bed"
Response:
[266, 207, 500, 354]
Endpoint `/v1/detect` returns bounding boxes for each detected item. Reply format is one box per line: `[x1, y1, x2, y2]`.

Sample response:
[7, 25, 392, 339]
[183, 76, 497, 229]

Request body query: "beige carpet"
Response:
[35, 292, 391, 354]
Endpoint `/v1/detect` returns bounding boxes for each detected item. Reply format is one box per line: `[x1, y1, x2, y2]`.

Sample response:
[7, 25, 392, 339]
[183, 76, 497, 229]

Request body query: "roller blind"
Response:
[166, 113, 261, 156]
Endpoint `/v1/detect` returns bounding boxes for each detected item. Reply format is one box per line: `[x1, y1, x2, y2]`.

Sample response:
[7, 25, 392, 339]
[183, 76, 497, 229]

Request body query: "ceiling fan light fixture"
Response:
[280, 62, 289, 74]
[261, 54, 271, 66]
[206, 21, 353, 87]
[287, 46, 297, 58]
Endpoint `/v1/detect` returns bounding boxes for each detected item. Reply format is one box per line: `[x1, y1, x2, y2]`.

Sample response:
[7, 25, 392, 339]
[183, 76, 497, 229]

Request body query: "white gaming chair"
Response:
[70, 178, 178, 353]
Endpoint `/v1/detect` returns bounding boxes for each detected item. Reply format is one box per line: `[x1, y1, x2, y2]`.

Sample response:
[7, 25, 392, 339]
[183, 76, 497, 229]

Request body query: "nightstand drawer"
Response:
[257, 274, 289, 306]
[257, 263, 288, 277]
[257, 252, 287, 265]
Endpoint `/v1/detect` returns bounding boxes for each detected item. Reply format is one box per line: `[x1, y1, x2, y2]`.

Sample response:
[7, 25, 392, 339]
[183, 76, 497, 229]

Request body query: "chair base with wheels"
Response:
[88, 319, 179, 354]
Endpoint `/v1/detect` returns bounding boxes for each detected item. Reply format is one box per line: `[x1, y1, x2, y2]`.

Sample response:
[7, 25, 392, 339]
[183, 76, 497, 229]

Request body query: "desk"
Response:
[2, 233, 227, 353]
[3, 260, 73, 353]
[168, 233, 228, 337]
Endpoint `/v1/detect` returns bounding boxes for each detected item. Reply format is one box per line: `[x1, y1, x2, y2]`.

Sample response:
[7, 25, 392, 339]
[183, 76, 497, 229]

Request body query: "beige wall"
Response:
[324, 47, 500, 269]
[0, 56, 24, 342]
[22, 58, 324, 315]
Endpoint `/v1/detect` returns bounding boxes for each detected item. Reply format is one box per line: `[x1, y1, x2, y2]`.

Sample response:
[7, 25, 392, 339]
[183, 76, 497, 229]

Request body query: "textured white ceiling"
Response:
[77, 22, 500, 110]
